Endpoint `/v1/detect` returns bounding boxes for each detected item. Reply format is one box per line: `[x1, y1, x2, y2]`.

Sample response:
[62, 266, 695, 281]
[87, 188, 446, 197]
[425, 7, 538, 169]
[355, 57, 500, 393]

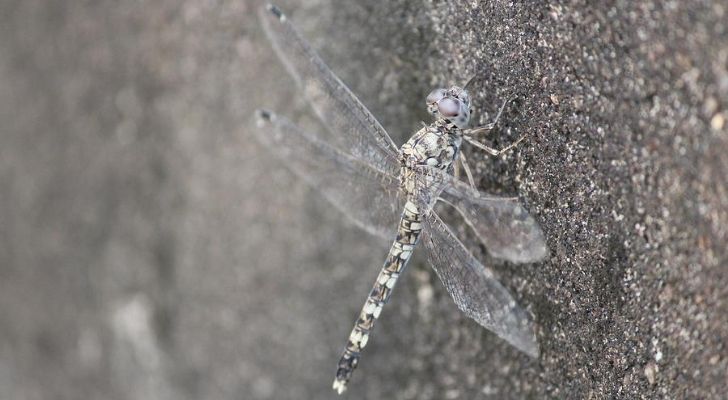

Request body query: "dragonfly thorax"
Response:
[399, 122, 463, 189]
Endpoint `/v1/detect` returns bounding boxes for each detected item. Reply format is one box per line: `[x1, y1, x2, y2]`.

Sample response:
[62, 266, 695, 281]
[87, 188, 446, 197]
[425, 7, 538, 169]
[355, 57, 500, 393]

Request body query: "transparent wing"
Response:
[255, 110, 402, 239]
[417, 204, 539, 357]
[258, 4, 400, 175]
[414, 166, 548, 263]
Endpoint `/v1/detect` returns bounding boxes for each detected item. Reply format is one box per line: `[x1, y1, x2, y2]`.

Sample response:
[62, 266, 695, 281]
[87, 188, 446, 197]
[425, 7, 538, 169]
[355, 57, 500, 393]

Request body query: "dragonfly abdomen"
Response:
[333, 200, 422, 394]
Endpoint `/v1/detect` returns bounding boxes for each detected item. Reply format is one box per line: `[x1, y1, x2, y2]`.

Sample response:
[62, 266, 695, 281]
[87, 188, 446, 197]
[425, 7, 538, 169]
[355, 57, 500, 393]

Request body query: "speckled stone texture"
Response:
[1, 1, 726, 399]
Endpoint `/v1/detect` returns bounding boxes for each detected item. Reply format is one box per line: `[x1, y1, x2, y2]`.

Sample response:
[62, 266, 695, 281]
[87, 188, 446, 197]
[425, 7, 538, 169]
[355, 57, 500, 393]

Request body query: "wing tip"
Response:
[520, 336, 540, 358]
[516, 326, 541, 359]
[523, 239, 550, 263]
[527, 229, 550, 262]
[492, 227, 550, 264]
[505, 318, 540, 359]
[254, 109, 275, 127]
[255, 108, 273, 119]
[264, 3, 286, 21]
[533, 240, 550, 261]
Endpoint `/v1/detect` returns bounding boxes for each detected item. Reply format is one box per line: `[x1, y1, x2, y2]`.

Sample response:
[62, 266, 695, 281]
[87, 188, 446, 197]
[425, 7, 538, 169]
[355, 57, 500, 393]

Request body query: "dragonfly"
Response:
[254, 4, 548, 394]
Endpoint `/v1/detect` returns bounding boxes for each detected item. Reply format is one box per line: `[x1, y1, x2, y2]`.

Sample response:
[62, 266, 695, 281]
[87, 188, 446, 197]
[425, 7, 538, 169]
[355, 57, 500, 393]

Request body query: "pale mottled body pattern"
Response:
[335, 120, 463, 390]
[335, 199, 422, 389]
[254, 4, 548, 394]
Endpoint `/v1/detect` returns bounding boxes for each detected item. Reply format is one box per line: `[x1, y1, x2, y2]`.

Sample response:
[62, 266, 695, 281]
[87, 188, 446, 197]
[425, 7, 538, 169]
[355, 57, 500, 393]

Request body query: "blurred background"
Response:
[1, 1, 727, 399]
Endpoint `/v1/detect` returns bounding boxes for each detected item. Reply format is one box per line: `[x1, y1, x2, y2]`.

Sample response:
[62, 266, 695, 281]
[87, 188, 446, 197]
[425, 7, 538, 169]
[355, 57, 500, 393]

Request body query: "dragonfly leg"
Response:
[463, 96, 513, 136]
[463, 75, 478, 91]
[458, 151, 477, 189]
[452, 156, 461, 179]
[463, 134, 526, 157]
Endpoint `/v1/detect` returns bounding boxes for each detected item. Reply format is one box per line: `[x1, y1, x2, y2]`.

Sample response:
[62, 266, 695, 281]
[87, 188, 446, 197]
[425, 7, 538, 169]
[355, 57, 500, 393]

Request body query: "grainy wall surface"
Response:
[1, 1, 726, 399]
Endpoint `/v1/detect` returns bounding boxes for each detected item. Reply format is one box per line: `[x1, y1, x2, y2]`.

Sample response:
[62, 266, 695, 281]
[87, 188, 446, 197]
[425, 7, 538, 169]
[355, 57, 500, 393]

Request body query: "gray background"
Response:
[1, 0, 727, 399]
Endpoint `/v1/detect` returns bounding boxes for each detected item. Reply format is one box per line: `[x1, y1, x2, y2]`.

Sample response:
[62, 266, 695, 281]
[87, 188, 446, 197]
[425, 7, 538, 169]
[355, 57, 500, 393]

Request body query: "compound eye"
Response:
[437, 97, 460, 118]
[426, 88, 447, 104]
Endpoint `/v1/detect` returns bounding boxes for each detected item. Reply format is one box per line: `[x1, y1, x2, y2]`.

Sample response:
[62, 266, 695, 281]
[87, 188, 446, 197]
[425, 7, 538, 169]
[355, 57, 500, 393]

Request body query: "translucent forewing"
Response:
[255, 110, 402, 239]
[258, 5, 400, 175]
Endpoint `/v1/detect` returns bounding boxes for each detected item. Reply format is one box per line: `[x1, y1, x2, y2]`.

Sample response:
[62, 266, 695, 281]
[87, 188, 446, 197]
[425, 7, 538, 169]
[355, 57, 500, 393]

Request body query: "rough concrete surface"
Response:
[1, 0, 727, 399]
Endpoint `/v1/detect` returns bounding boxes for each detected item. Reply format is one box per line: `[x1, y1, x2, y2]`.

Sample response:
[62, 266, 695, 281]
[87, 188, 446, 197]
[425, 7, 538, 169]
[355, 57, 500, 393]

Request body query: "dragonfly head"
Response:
[426, 86, 471, 129]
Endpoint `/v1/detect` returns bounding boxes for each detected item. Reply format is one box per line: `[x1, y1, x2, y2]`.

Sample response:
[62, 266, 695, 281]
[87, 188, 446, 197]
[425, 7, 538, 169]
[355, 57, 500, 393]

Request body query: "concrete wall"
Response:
[1, 1, 726, 398]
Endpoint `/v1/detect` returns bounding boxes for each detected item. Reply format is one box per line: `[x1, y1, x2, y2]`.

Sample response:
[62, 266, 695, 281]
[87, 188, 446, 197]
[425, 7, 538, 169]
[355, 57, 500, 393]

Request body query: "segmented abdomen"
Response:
[332, 200, 422, 394]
